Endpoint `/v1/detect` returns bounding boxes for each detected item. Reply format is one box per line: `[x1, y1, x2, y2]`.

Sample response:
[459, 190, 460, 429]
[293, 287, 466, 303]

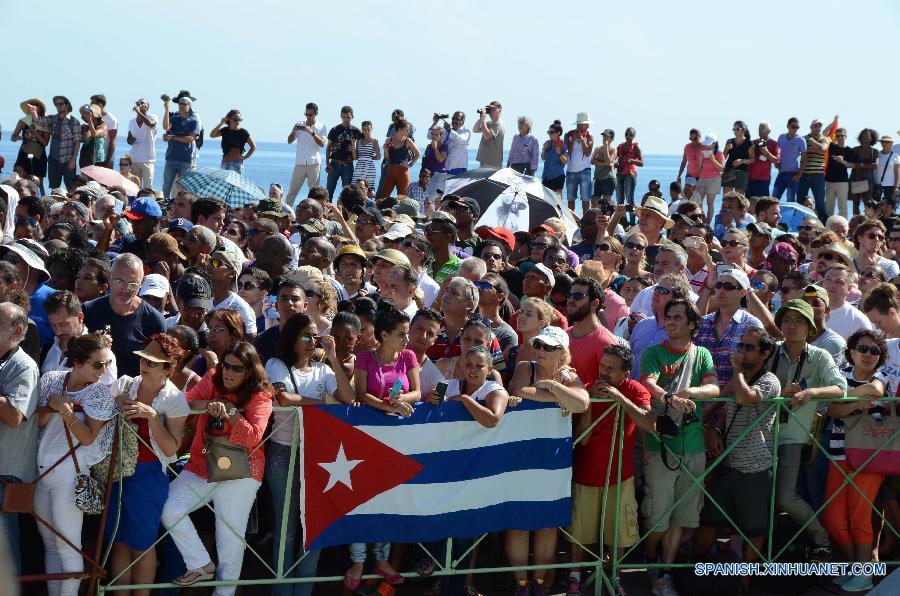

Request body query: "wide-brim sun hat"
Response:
[635, 196, 675, 229]
[20, 98, 46, 117]
[701, 133, 718, 147]
[573, 112, 594, 125]
[133, 339, 176, 364]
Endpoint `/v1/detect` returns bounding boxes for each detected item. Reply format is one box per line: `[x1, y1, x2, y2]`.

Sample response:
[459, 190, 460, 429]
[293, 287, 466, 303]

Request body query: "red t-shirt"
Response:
[748, 139, 779, 181]
[135, 418, 157, 463]
[567, 324, 618, 389]
[573, 378, 651, 486]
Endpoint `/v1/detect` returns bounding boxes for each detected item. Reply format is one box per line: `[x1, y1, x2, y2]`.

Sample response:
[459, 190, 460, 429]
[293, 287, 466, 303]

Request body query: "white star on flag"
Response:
[318, 443, 364, 492]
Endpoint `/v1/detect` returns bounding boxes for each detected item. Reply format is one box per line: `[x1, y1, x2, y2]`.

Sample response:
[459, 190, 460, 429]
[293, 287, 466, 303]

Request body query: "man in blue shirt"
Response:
[161, 93, 200, 198]
[773, 117, 808, 202]
[0, 241, 55, 344]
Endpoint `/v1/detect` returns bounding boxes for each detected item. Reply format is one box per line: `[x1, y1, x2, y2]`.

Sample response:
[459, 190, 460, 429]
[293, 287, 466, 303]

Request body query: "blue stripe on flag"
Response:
[406, 438, 571, 484]
[308, 498, 572, 551]
[315, 399, 556, 426]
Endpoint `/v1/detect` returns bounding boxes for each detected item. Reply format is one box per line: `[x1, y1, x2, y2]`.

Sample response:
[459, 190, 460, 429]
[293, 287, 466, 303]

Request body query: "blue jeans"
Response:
[798, 173, 826, 218]
[163, 160, 193, 199]
[326, 161, 354, 202]
[350, 542, 389, 563]
[0, 476, 21, 575]
[48, 157, 77, 190]
[266, 442, 320, 596]
[616, 174, 636, 207]
[772, 171, 800, 201]
[746, 178, 770, 198]
[221, 160, 244, 174]
[566, 169, 593, 202]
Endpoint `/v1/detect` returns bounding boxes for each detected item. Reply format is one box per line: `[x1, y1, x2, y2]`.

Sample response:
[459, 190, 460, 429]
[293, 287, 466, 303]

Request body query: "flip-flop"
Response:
[343, 574, 361, 591]
[173, 564, 215, 586]
[374, 566, 404, 584]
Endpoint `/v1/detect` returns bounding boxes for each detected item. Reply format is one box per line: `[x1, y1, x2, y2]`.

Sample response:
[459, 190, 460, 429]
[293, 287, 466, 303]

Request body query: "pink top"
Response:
[697, 151, 725, 179]
[355, 349, 419, 399]
[683, 143, 704, 178]
[185, 370, 273, 482]
[603, 289, 628, 330]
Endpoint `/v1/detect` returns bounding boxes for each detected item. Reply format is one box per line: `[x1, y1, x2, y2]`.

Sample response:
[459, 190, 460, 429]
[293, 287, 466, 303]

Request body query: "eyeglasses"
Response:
[140, 357, 162, 368]
[868, 233, 885, 241]
[819, 252, 836, 261]
[798, 225, 815, 232]
[654, 286, 672, 296]
[221, 361, 247, 373]
[54, 102, 66, 107]
[751, 280, 767, 291]
[399, 239, 419, 249]
[474, 280, 496, 292]
[789, 125, 800, 130]
[481, 252, 503, 261]
[299, 334, 319, 345]
[112, 278, 141, 292]
[595, 244, 612, 253]
[854, 344, 883, 356]
[238, 281, 259, 291]
[119, 162, 130, 167]
[735, 343, 758, 353]
[624, 242, 646, 251]
[861, 270, 880, 280]
[356, 218, 377, 226]
[90, 360, 112, 370]
[209, 258, 226, 269]
[722, 240, 747, 248]
[530, 242, 549, 250]
[532, 340, 562, 353]
[568, 291, 587, 301]
[543, 255, 567, 266]
[715, 281, 741, 291]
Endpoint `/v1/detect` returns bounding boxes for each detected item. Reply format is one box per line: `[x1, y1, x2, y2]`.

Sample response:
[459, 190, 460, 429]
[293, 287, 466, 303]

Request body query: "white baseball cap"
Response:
[140, 273, 170, 298]
[530, 326, 570, 349]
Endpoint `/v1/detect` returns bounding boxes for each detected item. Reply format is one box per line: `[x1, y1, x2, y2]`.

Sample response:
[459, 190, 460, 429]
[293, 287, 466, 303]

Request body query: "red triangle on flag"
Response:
[301, 406, 424, 548]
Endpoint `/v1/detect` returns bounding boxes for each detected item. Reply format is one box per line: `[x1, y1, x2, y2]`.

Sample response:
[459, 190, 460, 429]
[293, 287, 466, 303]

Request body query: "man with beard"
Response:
[796, 217, 822, 261]
[567, 344, 652, 596]
[566, 277, 617, 388]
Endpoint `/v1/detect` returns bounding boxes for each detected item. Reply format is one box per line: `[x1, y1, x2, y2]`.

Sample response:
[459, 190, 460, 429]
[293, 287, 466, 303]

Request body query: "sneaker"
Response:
[566, 577, 582, 595]
[842, 573, 873, 592]
[808, 544, 832, 562]
[514, 583, 531, 596]
[652, 573, 679, 596]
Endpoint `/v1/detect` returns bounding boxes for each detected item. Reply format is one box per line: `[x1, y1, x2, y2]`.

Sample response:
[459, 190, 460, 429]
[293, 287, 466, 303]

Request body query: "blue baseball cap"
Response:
[123, 196, 163, 220]
[168, 218, 193, 232]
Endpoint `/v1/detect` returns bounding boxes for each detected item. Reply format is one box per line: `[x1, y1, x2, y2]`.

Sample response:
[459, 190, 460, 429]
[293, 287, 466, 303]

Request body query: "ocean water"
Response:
[0, 138, 710, 216]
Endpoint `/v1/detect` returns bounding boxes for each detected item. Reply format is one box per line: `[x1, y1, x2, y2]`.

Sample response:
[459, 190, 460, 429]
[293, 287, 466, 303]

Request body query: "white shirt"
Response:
[419, 357, 443, 401]
[400, 302, 419, 319]
[443, 127, 471, 171]
[446, 379, 507, 403]
[294, 121, 327, 165]
[213, 292, 258, 334]
[110, 376, 190, 471]
[826, 301, 873, 339]
[102, 112, 118, 133]
[265, 358, 336, 446]
[418, 270, 440, 307]
[630, 283, 700, 318]
[880, 338, 900, 397]
[568, 137, 592, 172]
[42, 328, 119, 386]
[127, 113, 158, 163]
[877, 151, 900, 188]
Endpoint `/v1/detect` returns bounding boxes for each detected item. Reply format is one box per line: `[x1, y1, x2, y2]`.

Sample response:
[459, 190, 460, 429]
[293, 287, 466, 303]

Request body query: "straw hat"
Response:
[20, 98, 46, 117]
[133, 339, 176, 364]
[635, 196, 675, 229]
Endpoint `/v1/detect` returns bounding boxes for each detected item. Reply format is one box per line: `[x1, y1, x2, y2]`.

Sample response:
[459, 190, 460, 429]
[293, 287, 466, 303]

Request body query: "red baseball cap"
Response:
[475, 226, 515, 252]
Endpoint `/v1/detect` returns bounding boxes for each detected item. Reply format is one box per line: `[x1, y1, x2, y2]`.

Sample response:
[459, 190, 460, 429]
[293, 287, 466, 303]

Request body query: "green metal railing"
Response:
[72, 397, 900, 595]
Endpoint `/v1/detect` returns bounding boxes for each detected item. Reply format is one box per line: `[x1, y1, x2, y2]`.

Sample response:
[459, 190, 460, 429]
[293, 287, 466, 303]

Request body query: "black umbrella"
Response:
[442, 168, 577, 242]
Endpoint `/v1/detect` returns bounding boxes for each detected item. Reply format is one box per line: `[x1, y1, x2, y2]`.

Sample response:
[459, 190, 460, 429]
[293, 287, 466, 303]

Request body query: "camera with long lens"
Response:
[436, 113, 450, 120]
[160, 94, 171, 103]
[476, 105, 492, 116]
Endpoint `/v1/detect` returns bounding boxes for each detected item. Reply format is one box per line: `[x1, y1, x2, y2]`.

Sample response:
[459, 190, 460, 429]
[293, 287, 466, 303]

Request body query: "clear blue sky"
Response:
[4, 0, 898, 154]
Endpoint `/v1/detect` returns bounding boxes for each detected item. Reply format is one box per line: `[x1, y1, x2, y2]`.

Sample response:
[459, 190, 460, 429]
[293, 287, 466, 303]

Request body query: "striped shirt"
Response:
[830, 368, 889, 460]
[801, 134, 828, 174]
[722, 370, 781, 473]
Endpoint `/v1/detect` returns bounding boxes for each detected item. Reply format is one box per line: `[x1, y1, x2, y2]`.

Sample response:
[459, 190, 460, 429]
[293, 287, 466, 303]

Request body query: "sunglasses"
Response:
[854, 344, 883, 356]
[751, 280, 767, 291]
[357, 218, 377, 226]
[543, 255, 567, 265]
[722, 240, 747, 248]
[868, 233, 885, 241]
[654, 286, 672, 296]
[399, 239, 419, 249]
[568, 291, 587, 301]
[624, 242, 646, 251]
[715, 281, 741, 291]
[140, 356, 163, 368]
[529, 242, 549, 250]
[482, 252, 503, 261]
[819, 252, 837, 261]
[221, 361, 247, 373]
[474, 280, 496, 292]
[90, 360, 112, 370]
[798, 225, 814, 232]
[595, 244, 612, 253]
[299, 334, 320, 345]
[532, 340, 562, 353]
[861, 270, 880, 279]
[735, 343, 758, 353]
[238, 281, 259, 291]
[208, 258, 226, 269]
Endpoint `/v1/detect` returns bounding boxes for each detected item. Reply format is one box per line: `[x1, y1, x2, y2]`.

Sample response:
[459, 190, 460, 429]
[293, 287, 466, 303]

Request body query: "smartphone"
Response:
[114, 201, 124, 216]
[433, 381, 448, 403]
[389, 378, 404, 401]
[684, 237, 700, 249]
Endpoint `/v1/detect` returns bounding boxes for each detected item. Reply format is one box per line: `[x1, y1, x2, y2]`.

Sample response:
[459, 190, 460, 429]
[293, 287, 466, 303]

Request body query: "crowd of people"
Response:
[1, 93, 900, 596]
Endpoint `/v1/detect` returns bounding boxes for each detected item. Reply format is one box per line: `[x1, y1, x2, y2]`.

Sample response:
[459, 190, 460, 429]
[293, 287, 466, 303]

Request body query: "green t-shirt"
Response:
[431, 254, 462, 285]
[639, 342, 717, 453]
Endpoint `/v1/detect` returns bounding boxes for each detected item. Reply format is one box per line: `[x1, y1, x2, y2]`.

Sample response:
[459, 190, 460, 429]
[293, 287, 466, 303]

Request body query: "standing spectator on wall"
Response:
[285, 103, 327, 206]
[473, 101, 505, 168]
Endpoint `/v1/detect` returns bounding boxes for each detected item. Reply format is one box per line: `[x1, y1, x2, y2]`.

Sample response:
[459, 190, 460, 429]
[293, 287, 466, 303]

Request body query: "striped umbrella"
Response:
[175, 167, 266, 207]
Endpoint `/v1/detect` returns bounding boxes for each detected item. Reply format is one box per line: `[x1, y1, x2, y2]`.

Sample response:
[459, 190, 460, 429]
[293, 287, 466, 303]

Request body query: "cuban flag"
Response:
[300, 401, 572, 550]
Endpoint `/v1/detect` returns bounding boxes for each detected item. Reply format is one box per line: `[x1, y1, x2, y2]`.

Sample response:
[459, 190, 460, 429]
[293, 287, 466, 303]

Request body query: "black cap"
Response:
[176, 276, 213, 310]
[449, 196, 481, 218]
[359, 206, 386, 229]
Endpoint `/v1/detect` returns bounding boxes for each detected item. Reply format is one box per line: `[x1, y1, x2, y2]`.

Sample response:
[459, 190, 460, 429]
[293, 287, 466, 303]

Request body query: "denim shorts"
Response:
[566, 168, 593, 201]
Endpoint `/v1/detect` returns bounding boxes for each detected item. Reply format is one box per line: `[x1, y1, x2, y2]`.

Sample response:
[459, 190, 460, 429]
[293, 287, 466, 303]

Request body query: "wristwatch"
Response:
[227, 407, 238, 417]
[663, 391, 674, 404]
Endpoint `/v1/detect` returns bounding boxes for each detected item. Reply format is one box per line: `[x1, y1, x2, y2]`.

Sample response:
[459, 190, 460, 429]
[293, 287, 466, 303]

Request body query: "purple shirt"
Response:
[777, 133, 807, 173]
[355, 349, 418, 399]
[507, 133, 539, 171]
[422, 142, 449, 174]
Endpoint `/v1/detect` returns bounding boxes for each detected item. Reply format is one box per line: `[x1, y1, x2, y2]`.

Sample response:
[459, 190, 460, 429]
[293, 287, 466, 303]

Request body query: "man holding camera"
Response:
[286, 102, 327, 206]
[436, 111, 470, 176]
[638, 298, 719, 596]
[473, 101, 505, 169]
[126, 98, 158, 188]
[162, 93, 201, 198]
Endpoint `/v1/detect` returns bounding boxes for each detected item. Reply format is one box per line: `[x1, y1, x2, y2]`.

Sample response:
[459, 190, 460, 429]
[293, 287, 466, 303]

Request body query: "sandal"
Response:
[417, 557, 437, 577]
[374, 565, 405, 584]
[173, 563, 215, 586]
[343, 574, 361, 591]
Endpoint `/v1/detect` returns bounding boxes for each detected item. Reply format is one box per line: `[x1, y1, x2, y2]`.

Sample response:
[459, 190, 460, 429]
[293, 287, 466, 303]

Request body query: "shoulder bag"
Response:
[92, 378, 139, 483]
[843, 406, 900, 475]
[850, 147, 873, 194]
[63, 423, 105, 515]
[202, 402, 251, 483]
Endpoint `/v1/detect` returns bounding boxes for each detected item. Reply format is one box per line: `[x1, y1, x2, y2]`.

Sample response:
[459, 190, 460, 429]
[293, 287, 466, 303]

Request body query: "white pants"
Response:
[161, 470, 260, 596]
[34, 461, 83, 596]
[826, 181, 849, 218]
[286, 164, 321, 206]
[130, 161, 155, 189]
